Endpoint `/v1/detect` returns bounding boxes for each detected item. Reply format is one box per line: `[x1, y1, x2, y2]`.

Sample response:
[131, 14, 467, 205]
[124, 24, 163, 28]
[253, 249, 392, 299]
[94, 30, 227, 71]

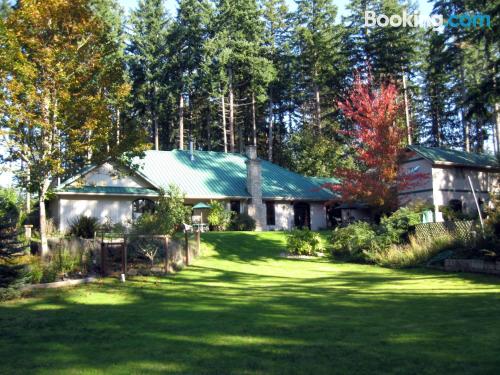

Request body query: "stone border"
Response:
[279, 252, 326, 259]
[21, 276, 99, 291]
[444, 259, 500, 276]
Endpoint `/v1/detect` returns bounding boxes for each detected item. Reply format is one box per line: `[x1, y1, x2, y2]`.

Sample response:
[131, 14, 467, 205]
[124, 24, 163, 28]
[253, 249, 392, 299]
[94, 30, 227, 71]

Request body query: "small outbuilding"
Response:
[398, 145, 499, 222]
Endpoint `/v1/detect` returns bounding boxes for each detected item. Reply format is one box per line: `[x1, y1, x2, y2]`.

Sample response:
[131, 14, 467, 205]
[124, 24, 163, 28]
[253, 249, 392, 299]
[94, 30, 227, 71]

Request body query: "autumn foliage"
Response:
[330, 74, 425, 212]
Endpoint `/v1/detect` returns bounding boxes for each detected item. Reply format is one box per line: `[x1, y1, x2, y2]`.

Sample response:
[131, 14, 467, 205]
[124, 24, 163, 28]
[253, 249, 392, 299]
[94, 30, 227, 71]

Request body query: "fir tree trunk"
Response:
[459, 61, 470, 152]
[179, 93, 184, 150]
[251, 92, 257, 147]
[206, 106, 212, 151]
[228, 70, 235, 153]
[402, 72, 412, 145]
[153, 85, 159, 150]
[268, 99, 273, 162]
[314, 83, 321, 133]
[221, 94, 227, 153]
[495, 102, 500, 153]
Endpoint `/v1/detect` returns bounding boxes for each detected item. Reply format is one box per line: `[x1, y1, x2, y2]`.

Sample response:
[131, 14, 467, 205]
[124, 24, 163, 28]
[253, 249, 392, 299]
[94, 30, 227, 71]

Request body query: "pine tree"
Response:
[169, 0, 213, 150]
[0, 193, 27, 298]
[209, 0, 274, 153]
[293, 0, 348, 132]
[128, 0, 171, 151]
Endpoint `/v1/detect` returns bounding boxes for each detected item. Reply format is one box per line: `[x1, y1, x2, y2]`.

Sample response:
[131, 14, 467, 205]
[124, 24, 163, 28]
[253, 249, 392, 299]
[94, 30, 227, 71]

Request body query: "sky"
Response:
[118, 0, 434, 18]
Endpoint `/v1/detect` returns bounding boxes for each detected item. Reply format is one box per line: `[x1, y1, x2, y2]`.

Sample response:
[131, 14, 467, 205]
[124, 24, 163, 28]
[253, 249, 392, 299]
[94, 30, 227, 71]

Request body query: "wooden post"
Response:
[100, 241, 106, 276]
[163, 236, 169, 274]
[196, 229, 201, 256]
[122, 236, 128, 276]
[184, 231, 190, 266]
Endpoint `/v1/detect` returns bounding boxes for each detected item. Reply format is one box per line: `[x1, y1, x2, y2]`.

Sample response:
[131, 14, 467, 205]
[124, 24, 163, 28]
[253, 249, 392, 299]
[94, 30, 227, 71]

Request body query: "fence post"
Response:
[122, 236, 128, 276]
[163, 235, 169, 274]
[100, 241, 106, 276]
[184, 231, 190, 266]
[196, 229, 201, 255]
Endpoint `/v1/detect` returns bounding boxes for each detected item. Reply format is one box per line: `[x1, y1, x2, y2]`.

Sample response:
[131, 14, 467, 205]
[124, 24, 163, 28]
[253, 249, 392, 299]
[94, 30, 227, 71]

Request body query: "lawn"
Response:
[1, 231, 499, 374]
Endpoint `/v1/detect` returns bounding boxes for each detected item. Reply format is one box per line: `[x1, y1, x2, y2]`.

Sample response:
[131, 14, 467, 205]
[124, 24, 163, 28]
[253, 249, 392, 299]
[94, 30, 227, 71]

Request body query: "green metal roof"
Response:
[408, 145, 499, 169]
[59, 186, 158, 196]
[131, 150, 336, 200]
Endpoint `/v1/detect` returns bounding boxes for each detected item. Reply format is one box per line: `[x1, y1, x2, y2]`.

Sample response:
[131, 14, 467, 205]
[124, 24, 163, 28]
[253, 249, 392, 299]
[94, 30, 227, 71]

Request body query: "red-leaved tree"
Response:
[329, 74, 426, 213]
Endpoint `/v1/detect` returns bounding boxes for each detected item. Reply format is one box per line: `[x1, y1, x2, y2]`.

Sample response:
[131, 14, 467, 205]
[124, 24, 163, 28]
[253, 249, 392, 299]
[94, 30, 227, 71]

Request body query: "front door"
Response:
[294, 202, 311, 229]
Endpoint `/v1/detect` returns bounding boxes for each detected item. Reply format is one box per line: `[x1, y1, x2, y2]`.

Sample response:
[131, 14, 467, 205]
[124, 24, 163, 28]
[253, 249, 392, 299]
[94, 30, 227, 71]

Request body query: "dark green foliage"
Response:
[331, 207, 423, 263]
[0, 194, 28, 299]
[206, 201, 232, 231]
[286, 228, 324, 255]
[229, 213, 256, 231]
[69, 216, 100, 238]
[133, 185, 190, 236]
[377, 207, 421, 245]
[330, 221, 377, 261]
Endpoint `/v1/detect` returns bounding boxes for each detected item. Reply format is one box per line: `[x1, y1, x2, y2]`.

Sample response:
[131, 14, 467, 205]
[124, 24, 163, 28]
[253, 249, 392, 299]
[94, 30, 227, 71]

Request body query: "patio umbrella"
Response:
[192, 202, 211, 223]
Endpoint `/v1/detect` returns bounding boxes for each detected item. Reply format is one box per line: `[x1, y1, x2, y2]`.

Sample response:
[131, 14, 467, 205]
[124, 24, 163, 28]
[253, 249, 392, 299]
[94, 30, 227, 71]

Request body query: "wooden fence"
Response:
[45, 230, 201, 277]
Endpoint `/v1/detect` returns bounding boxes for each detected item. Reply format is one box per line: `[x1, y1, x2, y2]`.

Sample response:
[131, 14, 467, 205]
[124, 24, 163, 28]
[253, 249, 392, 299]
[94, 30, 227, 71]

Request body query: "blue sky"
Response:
[117, 0, 434, 18]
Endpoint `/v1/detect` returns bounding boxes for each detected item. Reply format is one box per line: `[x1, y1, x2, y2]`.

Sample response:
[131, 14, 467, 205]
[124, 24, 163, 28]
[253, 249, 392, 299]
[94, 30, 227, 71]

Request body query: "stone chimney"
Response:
[245, 145, 266, 230]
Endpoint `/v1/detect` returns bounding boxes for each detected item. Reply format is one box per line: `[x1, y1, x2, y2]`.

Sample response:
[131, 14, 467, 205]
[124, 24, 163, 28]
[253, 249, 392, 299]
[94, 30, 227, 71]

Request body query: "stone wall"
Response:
[444, 259, 500, 276]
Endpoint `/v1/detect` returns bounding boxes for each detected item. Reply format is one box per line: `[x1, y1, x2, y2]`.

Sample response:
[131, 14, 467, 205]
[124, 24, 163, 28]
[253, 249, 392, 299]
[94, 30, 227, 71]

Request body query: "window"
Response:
[132, 198, 155, 220]
[266, 201, 275, 226]
[448, 199, 462, 213]
[230, 200, 240, 214]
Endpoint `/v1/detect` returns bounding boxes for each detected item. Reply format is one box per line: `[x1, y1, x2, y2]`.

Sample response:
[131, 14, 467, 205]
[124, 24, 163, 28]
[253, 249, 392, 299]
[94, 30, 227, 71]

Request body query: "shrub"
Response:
[330, 222, 377, 261]
[133, 185, 190, 236]
[207, 201, 233, 231]
[364, 235, 460, 268]
[378, 207, 421, 245]
[69, 215, 99, 238]
[229, 213, 256, 231]
[0, 193, 28, 299]
[286, 228, 324, 256]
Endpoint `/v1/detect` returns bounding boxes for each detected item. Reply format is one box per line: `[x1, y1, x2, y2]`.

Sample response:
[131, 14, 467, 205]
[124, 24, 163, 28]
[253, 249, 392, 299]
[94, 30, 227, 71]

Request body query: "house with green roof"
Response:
[51, 146, 337, 232]
[399, 145, 499, 221]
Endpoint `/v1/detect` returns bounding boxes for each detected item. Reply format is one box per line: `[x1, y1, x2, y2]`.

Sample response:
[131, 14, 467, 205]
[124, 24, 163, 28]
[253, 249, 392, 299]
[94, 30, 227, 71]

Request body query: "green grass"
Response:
[1, 231, 500, 374]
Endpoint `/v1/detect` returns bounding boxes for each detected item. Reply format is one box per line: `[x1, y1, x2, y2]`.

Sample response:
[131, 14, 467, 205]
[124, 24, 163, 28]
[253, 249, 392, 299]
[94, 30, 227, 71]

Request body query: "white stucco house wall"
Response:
[51, 146, 336, 233]
[398, 145, 499, 222]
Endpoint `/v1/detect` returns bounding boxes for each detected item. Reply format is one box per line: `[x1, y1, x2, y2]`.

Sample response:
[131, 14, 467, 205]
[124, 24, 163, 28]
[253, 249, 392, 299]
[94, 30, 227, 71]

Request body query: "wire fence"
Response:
[414, 220, 478, 242]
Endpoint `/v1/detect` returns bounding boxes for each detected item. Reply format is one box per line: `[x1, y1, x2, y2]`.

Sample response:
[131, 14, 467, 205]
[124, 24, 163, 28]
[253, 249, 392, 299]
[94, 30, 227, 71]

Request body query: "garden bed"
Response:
[21, 275, 98, 291]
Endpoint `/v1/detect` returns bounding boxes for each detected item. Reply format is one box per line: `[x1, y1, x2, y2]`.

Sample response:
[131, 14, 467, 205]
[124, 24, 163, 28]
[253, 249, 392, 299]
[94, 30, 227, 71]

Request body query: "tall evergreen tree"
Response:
[293, 0, 348, 132]
[128, 0, 171, 150]
[208, 0, 274, 153]
[169, 0, 213, 150]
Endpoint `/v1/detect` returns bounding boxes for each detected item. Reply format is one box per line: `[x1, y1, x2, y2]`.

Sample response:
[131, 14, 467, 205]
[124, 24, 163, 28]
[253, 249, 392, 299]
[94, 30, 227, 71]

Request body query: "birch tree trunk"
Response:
[38, 174, 51, 258]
